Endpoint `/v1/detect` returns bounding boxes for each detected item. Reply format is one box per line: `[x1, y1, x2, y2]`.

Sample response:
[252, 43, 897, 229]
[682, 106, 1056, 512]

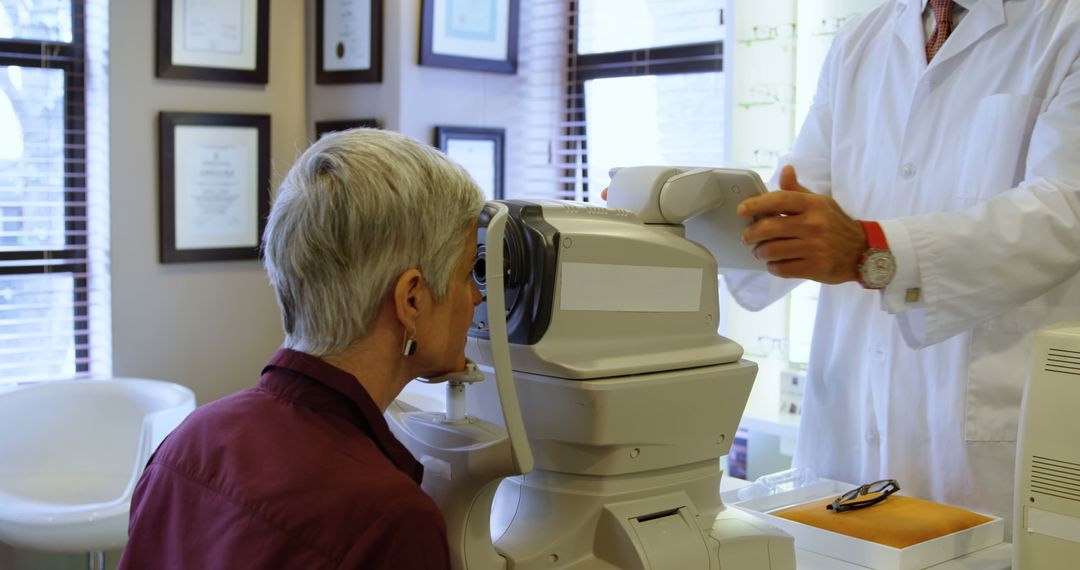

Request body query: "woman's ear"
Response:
[392, 268, 426, 331]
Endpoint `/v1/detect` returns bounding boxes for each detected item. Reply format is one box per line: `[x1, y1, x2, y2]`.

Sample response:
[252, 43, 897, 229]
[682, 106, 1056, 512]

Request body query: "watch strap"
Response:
[860, 220, 889, 250]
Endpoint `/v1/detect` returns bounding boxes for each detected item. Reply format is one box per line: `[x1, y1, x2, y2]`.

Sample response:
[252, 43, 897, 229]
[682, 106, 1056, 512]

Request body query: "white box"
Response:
[733, 480, 1004, 570]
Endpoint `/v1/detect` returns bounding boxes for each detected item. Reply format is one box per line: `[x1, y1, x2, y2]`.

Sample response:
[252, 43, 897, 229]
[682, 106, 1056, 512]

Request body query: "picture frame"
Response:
[156, 0, 270, 84]
[316, 0, 383, 84]
[158, 112, 271, 263]
[419, 0, 520, 74]
[314, 118, 380, 139]
[435, 126, 505, 200]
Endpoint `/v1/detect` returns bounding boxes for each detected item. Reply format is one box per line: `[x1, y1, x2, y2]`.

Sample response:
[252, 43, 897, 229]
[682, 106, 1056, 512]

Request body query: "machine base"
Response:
[489, 460, 794, 569]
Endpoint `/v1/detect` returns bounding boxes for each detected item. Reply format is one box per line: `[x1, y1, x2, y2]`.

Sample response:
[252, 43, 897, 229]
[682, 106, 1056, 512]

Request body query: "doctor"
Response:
[732, 0, 1080, 531]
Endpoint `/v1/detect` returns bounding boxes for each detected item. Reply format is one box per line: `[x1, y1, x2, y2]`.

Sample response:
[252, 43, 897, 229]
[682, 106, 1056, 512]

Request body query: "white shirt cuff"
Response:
[878, 219, 923, 313]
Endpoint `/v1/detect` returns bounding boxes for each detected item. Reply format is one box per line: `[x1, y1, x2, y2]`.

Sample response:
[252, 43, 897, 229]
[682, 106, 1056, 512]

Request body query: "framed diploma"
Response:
[156, 0, 270, 83]
[158, 112, 271, 263]
[315, 118, 380, 139]
[420, 0, 520, 74]
[435, 126, 505, 200]
[316, 0, 383, 84]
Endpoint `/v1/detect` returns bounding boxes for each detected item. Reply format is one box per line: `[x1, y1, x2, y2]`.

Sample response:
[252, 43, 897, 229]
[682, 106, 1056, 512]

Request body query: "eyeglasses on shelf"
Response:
[751, 23, 797, 41]
[753, 335, 791, 359]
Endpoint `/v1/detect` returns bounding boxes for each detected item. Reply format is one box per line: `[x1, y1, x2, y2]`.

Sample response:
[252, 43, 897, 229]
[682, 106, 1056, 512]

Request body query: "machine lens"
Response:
[472, 247, 487, 291]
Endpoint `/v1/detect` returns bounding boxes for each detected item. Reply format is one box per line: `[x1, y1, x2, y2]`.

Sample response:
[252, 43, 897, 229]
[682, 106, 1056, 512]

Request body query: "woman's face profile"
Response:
[421, 222, 482, 375]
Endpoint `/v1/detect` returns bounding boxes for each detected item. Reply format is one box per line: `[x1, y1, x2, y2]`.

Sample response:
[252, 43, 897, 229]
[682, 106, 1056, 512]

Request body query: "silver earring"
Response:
[402, 330, 417, 357]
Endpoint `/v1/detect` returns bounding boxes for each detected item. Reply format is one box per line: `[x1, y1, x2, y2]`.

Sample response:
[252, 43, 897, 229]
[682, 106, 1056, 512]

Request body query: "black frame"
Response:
[316, 0, 383, 84]
[435, 126, 505, 200]
[315, 118, 380, 139]
[156, 0, 270, 83]
[827, 479, 901, 513]
[0, 2, 90, 373]
[158, 112, 271, 263]
[419, 0, 519, 74]
[565, 0, 723, 200]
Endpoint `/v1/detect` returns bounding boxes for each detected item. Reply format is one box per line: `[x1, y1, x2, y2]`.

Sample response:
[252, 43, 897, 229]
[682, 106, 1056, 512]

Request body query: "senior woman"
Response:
[119, 129, 485, 570]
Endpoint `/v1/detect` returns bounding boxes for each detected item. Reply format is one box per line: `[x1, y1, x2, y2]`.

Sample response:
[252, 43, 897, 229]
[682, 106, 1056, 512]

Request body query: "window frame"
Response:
[564, 1, 724, 201]
[0, 1, 91, 375]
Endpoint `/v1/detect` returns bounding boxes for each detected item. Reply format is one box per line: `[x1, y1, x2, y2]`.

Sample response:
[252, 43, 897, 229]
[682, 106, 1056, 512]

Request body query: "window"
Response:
[0, 0, 109, 385]
[568, 0, 725, 202]
[564, 1, 819, 477]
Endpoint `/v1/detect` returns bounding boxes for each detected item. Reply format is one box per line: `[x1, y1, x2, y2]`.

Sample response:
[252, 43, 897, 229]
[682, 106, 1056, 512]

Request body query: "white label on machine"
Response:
[559, 262, 702, 312]
[1026, 506, 1080, 543]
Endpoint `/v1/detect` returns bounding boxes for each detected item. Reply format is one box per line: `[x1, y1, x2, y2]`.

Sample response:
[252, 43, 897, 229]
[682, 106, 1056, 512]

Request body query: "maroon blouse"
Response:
[119, 349, 450, 570]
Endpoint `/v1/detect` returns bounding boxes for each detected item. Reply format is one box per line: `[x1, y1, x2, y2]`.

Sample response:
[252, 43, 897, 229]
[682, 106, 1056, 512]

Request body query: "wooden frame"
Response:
[156, 0, 270, 83]
[314, 118, 380, 139]
[419, 0, 519, 74]
[435, 126, 505, 200]
[316, 0, 383, 83]
[159, 112, 271, 263]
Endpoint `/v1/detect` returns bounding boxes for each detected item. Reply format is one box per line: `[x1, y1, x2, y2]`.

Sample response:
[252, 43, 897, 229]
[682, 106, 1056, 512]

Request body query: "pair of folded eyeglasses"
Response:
[826, 479, 900, 513]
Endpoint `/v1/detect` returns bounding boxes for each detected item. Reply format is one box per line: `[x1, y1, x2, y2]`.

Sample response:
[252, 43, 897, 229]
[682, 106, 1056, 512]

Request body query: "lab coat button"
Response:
[900, 163, 917, 179]
[866, 432, 880, 444]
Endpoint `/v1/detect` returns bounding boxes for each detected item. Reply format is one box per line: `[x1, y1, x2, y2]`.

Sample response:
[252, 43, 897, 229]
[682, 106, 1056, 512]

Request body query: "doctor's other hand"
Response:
[737, 165, 867, 284]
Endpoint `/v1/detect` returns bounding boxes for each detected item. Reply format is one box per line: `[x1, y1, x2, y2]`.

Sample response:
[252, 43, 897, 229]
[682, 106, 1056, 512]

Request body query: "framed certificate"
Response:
[435, 126, 505, 200]
[156, 0, 270, 83]
[420, 0, 520, 74]
[315, 118, 380, 139]
[158, 112, 271, 263]
[316, 0, 383, 84]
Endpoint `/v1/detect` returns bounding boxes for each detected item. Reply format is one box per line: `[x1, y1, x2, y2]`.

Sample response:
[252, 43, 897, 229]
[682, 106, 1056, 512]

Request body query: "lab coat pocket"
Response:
[956, 93, 1042, 203]
[964, 306, 1043, 442]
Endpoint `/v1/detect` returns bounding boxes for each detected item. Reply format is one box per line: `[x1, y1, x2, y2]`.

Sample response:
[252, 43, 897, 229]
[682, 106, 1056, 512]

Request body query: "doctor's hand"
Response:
[737, 165, 867, 284]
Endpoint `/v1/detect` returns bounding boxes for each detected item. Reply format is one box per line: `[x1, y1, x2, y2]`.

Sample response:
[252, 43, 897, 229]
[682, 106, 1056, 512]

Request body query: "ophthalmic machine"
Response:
[386, 166, 794, 570]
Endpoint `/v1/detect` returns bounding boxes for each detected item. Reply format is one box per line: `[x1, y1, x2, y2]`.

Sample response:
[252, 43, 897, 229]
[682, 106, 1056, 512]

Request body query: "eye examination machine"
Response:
[1013, 321, 1080, 570]
[386, 166, 796, 569]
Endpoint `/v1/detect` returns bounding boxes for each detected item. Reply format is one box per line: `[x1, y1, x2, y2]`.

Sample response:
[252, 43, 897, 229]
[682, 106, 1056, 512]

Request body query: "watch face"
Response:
[860, 250, 896, 289]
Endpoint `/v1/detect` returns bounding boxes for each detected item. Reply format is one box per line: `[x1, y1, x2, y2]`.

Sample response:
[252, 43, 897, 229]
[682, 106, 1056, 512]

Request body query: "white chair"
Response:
[0, 378, 196, 568]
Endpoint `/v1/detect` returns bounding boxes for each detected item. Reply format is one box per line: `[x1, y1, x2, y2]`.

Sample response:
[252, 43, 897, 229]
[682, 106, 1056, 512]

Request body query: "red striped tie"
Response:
[926, 0, 954, 62]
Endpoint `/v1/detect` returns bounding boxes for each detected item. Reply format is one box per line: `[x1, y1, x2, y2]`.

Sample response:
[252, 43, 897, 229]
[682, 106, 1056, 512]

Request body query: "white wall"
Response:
[107, 0, 305, 406]
[0, 0, 305, 568]
[396, 0, 522, 137]
[306, 0, 401, 132]
[309, 0, 528, 194]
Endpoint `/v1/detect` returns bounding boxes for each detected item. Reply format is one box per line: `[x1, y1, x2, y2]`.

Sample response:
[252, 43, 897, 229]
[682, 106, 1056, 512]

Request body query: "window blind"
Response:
[512, 0, 572, 200]
[0, 0, 110, 385]
[517, 0, 725, 202]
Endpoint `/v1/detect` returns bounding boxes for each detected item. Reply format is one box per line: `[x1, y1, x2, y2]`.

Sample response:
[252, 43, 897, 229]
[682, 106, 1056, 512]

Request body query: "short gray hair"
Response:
[263, 128, 486, 356]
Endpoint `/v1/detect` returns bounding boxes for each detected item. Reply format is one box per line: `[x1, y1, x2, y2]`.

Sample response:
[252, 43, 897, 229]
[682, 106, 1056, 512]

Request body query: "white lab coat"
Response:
[726, 0, 1080, 530]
